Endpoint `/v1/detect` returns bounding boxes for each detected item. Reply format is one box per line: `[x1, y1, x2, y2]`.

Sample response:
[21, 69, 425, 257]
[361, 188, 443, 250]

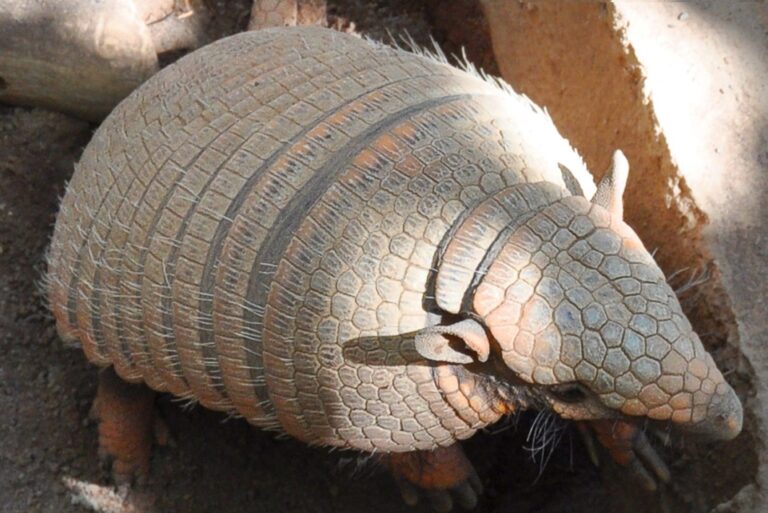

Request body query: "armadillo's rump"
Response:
[47, 27, 591, 452]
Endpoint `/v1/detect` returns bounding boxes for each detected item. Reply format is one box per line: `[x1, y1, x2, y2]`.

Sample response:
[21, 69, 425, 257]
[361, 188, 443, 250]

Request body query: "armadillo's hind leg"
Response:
[386, 444, 483, 512]
[90, 367, 156, 484]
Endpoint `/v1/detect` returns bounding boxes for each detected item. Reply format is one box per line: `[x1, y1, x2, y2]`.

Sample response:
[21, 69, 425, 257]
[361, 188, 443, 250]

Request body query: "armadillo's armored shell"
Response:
[46, 27, 597, 450]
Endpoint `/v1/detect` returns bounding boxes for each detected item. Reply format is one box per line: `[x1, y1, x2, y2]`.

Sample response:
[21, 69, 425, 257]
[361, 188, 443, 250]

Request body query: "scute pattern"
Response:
[47, 26, 741, 457]
[47, 27, 597, 450]
[261, 92, 583, 448]
[475, 196, 729, 423]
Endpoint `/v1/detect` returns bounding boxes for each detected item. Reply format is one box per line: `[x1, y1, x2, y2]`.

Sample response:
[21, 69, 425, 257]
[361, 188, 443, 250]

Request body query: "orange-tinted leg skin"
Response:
[590, 420, 637, 465]
[91, 367, 155, 483]
[388, 445, 473, 490]
[587, 419, 670, 491]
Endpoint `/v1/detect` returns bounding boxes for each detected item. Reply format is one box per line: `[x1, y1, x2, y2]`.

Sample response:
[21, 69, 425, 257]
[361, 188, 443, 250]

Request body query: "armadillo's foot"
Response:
[583, 420, 671, 492]
[91, 367, 156, 485]
[387, 444, 483, 512]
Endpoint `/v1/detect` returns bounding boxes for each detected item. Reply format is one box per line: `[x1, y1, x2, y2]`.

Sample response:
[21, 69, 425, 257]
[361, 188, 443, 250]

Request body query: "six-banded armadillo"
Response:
[46, 26, 742, 509]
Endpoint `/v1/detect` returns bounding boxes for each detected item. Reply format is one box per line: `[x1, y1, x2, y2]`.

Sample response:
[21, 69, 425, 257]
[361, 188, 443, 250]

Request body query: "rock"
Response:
[0, 0, 158, 121]
[0, 0, 215, 121]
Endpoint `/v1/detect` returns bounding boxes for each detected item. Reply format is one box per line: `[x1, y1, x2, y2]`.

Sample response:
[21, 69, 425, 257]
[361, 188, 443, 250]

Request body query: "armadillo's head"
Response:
[416, 151, 742, 441]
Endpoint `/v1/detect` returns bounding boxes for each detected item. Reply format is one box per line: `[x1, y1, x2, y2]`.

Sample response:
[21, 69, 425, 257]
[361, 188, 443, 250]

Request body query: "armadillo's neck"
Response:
[423, 182, 573, 429]
[431, 181, 568, 317]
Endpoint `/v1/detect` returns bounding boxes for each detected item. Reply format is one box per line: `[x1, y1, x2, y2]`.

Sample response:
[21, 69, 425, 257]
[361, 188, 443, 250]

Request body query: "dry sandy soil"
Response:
[0, 1, 759, 512]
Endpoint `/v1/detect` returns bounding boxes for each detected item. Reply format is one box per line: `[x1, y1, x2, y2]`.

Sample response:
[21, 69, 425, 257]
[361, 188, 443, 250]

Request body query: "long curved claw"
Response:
[426, 489, 453, 513]
[394, 476, 420, 506]
[576, 422, 601, 467]
[416, 474, 481, 512]
[585, 420, 670, 491]
[387, 445, 482, 511]
[452, 480, 479, 509]
[633, 429, 671, 483]
[626, 456, 658, 491]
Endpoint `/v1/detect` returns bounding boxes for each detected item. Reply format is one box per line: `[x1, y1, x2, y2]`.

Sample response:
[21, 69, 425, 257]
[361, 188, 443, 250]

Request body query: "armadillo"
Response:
[46, 26, 743, 510]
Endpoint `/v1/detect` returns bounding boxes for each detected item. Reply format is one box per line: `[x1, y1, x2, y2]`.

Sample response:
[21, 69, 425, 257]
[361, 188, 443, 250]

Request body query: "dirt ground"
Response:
[0, 1, 759, 512]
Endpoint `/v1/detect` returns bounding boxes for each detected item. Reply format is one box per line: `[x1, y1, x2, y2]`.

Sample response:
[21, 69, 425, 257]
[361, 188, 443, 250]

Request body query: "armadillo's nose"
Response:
[689, 386, 743, 441]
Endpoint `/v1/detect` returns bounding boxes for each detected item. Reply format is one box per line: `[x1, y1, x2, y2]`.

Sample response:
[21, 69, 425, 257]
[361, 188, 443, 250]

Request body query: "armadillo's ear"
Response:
[591, 150, 629, 218]
[414, 318, 490, 364]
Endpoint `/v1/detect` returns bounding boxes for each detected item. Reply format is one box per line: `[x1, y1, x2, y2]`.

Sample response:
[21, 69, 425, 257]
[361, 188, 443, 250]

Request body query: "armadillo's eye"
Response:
[549, 383, 588, 404]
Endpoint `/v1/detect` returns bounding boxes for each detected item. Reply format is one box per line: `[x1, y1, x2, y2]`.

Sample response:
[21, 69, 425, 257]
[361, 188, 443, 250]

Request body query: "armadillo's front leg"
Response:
[387, 444, 483, 512]
[581, 420, 671, 491]
[91, 367, 156, 484]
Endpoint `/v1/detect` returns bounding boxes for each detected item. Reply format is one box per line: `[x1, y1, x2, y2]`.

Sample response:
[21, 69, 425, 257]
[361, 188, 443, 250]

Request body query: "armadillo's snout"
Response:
[688, 386, 743, 441]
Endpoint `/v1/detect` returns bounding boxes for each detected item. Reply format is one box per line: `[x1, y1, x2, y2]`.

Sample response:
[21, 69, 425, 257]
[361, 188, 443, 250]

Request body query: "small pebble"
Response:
[678, 12, 689, 21]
